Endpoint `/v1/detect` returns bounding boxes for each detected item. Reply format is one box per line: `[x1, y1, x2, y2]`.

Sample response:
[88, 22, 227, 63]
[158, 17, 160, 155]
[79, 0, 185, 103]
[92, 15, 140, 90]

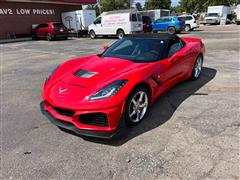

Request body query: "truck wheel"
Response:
[167, 27, 176, 34]
[89, 30, 96, 39]
[117, 30, 125, 39]
[46, 33, 52, 41]
[185, 24, 191, 32]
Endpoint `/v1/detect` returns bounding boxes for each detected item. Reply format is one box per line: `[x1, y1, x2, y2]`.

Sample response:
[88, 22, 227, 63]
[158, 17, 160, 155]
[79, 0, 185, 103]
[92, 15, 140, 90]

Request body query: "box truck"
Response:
[61, 10, 96, 35]
[138, 9, 170, 22]
[204, 6, 230, 25]
[88, 10, 143, 39]
[235, 4, 240, 25]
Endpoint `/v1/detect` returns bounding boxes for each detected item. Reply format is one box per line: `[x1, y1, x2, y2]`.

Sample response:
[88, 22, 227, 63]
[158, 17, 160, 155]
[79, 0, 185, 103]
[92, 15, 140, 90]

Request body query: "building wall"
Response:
[0, 2, 82, 39]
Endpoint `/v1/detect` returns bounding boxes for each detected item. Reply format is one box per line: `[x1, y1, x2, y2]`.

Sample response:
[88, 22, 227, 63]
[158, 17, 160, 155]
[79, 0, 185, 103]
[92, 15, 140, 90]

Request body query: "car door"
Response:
[36, 24, 48, 37]
[93, 17, 103, 35]
[153, 38, 186, 87]
[152, 17, 163, 30]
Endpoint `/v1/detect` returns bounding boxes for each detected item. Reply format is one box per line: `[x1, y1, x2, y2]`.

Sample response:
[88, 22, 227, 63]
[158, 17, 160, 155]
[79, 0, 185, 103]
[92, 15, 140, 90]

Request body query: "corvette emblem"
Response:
[59, 87, 68, 94]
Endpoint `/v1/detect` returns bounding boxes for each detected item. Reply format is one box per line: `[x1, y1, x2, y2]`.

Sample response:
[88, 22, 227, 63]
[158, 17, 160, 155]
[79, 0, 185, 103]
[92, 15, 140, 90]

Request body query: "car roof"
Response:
[126, 33, 179, 42]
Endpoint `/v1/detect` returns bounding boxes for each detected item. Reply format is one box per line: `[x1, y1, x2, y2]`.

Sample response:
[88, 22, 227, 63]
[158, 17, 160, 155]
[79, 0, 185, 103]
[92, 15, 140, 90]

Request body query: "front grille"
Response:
[79, 113, 109, 127]
[51, 106, 75, 117]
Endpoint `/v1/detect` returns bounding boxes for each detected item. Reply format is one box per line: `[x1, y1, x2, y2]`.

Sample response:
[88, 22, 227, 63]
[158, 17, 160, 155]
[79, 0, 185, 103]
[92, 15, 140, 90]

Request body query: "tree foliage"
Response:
[144, 0, 172, 10]
[135, 2, 143, 11]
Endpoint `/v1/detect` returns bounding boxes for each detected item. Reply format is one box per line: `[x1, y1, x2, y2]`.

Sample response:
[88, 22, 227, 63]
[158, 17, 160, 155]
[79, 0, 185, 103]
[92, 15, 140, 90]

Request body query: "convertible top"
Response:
[126, 33, 179, 42]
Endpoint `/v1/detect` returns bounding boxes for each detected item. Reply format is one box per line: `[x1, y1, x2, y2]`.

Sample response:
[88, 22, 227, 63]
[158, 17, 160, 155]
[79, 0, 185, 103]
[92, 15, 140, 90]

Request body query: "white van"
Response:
[88, 10, 143, 39]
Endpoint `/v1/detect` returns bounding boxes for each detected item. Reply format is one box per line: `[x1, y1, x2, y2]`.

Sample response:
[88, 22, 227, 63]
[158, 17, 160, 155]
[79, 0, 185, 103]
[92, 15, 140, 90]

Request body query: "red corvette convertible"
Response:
[40, 34, 205, 139]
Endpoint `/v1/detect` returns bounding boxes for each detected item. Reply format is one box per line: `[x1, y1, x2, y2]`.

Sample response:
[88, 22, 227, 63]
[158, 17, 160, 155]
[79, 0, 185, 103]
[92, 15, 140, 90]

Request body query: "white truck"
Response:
[61, 10, 96, 36]
[204, 6, 230, 25]
[88, 10, 143, 39]
[138, 9, 170, 21]
[235, 4, 240, 25]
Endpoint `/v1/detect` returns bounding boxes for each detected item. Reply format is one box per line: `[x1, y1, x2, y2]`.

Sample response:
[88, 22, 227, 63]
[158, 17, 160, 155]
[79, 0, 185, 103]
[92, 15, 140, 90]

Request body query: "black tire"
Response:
[185, 24, 191, 32]
[46, 33, 52, 41]
[89, 30, 96, 39]
[191, 55, 203, 80]
[152, 30, 158, 33]
[167, 27, 176, 34]
[117, 30, 125, 39]
[125, 87, 150, 126]
[62, 36, 68, 40]
[31, 33, 38, 40]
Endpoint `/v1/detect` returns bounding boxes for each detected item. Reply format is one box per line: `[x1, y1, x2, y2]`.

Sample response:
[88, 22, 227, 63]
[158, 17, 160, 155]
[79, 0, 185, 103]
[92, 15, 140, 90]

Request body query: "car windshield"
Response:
[101, 38, 166, 62]
[207, 13, 219, 17]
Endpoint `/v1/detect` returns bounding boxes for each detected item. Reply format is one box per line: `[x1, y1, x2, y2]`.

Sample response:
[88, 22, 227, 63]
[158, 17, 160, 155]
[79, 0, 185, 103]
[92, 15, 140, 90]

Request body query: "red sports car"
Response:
[40, 34, 205, 139]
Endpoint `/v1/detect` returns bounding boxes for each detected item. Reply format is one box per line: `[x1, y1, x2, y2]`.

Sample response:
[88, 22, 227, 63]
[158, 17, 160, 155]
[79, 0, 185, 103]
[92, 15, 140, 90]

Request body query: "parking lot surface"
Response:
[1, 25, 239, 180]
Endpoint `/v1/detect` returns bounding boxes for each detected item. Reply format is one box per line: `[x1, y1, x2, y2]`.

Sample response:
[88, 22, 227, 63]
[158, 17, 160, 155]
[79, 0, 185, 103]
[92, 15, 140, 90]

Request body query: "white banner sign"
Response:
[0, 8, 55, 15]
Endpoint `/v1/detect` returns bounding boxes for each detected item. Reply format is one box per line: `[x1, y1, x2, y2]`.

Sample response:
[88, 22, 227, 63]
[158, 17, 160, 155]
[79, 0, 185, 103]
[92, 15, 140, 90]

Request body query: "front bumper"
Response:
[40, 102, 123, 139]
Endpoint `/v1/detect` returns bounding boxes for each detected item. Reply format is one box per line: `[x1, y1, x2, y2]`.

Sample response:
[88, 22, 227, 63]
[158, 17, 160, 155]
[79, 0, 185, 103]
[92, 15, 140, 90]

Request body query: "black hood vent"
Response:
[74, 69, 98, 78]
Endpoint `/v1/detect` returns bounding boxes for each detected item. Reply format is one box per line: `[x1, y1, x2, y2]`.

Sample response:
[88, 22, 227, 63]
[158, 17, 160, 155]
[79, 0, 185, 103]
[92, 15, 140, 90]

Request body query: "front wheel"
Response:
[191, 55, 203, 80]
[89, 30, 96, 39]
[125, 87, 150, 126]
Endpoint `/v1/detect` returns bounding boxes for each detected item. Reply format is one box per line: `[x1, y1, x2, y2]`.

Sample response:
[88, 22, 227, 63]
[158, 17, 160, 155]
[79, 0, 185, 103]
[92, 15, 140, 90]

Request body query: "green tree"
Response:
[144, 0, 172, 10]
[99, 0, 130, 12]
[135, 2, 143, 11]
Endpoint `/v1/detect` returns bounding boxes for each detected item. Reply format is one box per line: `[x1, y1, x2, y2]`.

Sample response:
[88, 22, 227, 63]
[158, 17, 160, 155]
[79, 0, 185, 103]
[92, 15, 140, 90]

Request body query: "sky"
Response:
[133, 0, 179, 7]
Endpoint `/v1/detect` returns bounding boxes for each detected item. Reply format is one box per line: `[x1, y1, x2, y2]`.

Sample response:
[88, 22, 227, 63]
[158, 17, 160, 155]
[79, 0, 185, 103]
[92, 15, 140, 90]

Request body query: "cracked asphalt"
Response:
[1, 25, 239, 180]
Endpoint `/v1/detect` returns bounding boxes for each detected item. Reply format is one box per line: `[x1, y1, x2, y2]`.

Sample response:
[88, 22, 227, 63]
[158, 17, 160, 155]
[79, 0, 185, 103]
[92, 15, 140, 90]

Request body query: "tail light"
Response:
[194, 20, 196, 23]
[129, 15, 132, 22]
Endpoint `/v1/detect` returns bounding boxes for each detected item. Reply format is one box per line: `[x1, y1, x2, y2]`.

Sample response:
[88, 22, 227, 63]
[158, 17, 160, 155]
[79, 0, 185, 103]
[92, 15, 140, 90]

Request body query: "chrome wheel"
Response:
[128, 91, 148, 123]
[194, 56, 203, 78]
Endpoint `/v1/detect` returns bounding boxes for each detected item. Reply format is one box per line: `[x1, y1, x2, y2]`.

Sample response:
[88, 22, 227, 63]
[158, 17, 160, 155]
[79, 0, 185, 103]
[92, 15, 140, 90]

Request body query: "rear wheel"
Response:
[89, 30, 96, 39]
[125, 87, 150, 126]
[117, 30, 125, 39]
[167, 27, 176, 34]
[192, 55, 203, 80]
[46, 33, 52, 41]
[185, 24, 191, 32]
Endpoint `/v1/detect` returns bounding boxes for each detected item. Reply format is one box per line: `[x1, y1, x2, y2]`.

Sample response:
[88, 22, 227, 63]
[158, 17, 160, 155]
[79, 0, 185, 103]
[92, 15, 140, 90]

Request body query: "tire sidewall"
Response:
[125, 87, 150, 126]
[117, 30, 124, 39]
[185, 25, 191, 32]
[168, 27, 176, 34]
[192, 55, 203, 80]
[90, 30, 96, 39]
[46, 33, 52, 41]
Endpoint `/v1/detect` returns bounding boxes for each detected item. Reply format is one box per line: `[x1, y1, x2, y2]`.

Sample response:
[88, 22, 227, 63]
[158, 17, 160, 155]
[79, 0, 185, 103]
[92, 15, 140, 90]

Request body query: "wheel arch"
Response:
[129, 82, 152, 102]
[116, 28, 124, 34]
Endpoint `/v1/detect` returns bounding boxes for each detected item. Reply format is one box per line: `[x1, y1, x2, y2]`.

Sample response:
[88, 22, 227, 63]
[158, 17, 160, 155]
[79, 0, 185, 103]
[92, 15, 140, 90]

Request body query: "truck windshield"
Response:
[207, 13, 219, 17]
[101, 38, 166, 62]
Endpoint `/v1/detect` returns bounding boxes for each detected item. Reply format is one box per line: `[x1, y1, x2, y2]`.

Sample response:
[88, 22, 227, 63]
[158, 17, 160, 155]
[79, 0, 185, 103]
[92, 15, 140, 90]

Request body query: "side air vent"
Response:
[74, 69, 97, 78]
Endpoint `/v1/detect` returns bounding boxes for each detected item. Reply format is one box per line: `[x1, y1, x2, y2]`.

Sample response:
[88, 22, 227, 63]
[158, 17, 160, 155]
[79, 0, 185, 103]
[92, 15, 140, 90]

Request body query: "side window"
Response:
[37, 24, 48, 28]
[156, 18, 163, 23]
[131, 14, 137, 22]
[186, 16, 193, 21]
[94, 17, 102, 24]
[168, 39, 183, 57]
[137, 14, 142, 21]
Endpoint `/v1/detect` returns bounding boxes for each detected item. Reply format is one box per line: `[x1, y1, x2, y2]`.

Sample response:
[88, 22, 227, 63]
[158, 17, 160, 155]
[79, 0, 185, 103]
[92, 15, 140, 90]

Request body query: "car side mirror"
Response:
[103, 45, 109, 51]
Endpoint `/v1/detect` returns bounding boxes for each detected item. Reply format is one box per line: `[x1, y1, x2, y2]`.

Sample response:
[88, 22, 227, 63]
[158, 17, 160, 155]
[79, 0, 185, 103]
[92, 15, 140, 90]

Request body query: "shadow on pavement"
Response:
[68, 67, 217, 146]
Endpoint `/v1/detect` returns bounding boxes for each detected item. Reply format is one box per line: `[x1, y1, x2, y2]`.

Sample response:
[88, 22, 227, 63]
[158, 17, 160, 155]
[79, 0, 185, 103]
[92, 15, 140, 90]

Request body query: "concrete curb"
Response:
[0, 37, 32, 44]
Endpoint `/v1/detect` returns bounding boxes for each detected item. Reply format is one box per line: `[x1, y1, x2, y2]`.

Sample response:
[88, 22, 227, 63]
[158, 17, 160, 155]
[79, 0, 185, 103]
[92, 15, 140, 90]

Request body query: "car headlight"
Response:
[89, 80, 128, 100]
[46, 65, 60, 82]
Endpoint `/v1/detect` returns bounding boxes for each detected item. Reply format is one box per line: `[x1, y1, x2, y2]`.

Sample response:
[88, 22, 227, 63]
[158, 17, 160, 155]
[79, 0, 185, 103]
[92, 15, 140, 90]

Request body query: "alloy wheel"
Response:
[128, 91, 149, 123]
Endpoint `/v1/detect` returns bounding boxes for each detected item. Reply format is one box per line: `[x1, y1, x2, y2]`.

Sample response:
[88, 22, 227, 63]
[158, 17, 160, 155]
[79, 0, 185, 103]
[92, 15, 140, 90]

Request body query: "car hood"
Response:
[58, 55, 145, 89]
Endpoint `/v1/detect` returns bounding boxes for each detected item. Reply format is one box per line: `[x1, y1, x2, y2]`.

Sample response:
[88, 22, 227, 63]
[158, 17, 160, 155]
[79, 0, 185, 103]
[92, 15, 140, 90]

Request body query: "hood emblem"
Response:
[59, 87, 68, 94]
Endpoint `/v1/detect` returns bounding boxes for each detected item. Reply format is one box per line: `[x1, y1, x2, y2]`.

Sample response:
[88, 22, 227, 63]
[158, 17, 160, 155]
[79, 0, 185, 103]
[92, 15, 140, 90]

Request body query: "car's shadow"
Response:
[65, 67, 216, 146]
